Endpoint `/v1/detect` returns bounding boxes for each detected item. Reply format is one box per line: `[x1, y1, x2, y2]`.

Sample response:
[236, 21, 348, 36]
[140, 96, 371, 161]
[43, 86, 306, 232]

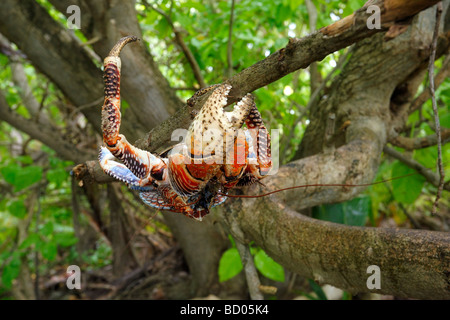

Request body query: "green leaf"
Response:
[19, 233, 40, 250]
[7, 200, 27, 219]
[218, 248, 243, 282]
[0, 164, 20, 185]
[2, 254, 21, 289]
[55, 232, 78, 247]
[254, 250, 285, 282]
[14, 166, 43, 191]
[391, 162, 425, 204]
[46, 168, 68, 188]
[0, 165, 43, 192]
[41, 241, 57, 261]
[155, 17, 171, 38]
[40, 221, 54, 236]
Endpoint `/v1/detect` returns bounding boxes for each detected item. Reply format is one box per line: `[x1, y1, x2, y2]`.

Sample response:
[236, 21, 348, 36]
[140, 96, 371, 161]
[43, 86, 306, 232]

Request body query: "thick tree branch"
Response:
[49, 0, 181, 125]
[226, 196, 450, 299]
[0, 90, 94, 164]
[389, 129, 450, 150]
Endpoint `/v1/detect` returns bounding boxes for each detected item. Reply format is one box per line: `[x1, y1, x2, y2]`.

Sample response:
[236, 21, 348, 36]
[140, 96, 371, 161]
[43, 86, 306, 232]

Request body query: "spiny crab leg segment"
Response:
[245, 102, 272, 179]
[100, 36, 167, 188]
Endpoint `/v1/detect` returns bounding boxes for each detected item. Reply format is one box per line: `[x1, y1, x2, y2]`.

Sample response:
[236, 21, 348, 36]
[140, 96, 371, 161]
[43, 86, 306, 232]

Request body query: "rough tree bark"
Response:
[0, 0, 448, 299]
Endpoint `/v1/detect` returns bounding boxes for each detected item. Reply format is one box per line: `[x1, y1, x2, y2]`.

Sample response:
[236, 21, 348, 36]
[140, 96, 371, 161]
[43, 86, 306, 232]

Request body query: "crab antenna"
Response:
[108, 35, 139, 57]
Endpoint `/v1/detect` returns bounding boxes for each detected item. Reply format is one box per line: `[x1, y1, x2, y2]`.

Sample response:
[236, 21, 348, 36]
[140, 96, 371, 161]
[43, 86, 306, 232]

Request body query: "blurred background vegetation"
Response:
[0, 0, 448, 300]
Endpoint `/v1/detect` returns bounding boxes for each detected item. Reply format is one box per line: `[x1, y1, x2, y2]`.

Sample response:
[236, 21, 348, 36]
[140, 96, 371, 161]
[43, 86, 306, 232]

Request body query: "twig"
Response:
[145, 1, 206, 88]
[389, 129, 450, 150]
[225, 213, 264, 300]
[68, 96, 103, 119]
[305, 0, 321, 93]
[235, 240, 264, 300]
[34, 187, 42, 300]
[409, 54, 450, 114]
[429, 2, 444, 215]
[226, 0, 236, 79]
[383, 146, 449, 191]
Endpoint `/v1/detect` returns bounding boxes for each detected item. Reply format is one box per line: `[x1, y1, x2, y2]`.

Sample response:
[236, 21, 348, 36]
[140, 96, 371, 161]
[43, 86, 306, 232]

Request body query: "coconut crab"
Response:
[99, 36, 272, 220]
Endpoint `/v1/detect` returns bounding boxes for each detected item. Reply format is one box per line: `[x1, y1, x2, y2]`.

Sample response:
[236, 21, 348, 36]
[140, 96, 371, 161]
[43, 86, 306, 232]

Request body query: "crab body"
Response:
[99, 36, 272, 220]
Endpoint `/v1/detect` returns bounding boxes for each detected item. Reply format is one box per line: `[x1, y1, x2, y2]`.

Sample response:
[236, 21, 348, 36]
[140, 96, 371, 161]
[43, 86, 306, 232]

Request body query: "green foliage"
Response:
[218, 247, 243, 282]
[218, 236, 285, 283]
[254, 249, 285, 283]
[7, 200, 27, 219]
[391, 162, 426, 204]
[2, 253, 21, 290]
[0, 164, 43, 192]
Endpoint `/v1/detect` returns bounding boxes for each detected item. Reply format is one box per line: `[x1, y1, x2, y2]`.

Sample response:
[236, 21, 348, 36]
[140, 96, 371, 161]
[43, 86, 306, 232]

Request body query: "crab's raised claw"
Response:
[102, 36, 138, 148]
[100, 36, 168, 186]
[188, 85, 254, 149]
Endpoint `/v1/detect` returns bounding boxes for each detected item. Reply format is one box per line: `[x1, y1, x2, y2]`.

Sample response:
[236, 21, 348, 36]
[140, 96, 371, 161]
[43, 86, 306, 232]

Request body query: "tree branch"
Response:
[389, 129, 450, 150]
[228, 195, 450, 299]
[0, 90, 94, 164]
[144, 0, 207, 88]
[409, 54, 450, 113]
[226, 0, 236, 80]
[428, 2, 445, 214]
[383, 146, 450, 191]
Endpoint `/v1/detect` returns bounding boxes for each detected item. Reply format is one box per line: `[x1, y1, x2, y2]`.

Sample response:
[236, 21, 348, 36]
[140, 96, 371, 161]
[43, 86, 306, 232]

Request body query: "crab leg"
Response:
[245, 102, 272, 178]
[100, 36, 167, 186]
